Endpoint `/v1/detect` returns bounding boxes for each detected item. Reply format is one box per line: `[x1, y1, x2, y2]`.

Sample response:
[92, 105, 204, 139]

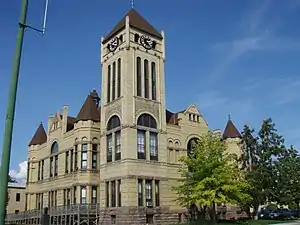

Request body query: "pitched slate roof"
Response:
[28, 123, 47, 146]
[222, 119, 241, 139]
[76, 93, 101, 122]
[103, 9, 163, 43]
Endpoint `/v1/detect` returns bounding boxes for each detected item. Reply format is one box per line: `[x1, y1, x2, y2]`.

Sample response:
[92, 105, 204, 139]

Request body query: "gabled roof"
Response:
[76, 94, 101, 122]
[103, 9, 163, 43]
[28, 123, 47, 146]
[222, 119, 241, 139]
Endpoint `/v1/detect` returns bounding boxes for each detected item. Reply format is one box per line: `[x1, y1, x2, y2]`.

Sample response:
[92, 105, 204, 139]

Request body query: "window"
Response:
[145, 180, 152, 206]
[16, 193, 20, 202]
[81, 144, 87, 169]
[112, 61, 116, 100]
[138, 179, 143, 207]
[37, 161, 41, 181]
[63, 189, 66, 205]
[187, 138, 199, 156]
[41, 160, 44, 180]
[137, 114, 157, 129]
[155, 180, 160, 206]
[65, 151, 69, 173]
[73, 186, 77, 204]
[111, 181, 116, 207]
[54, 191, 57, 206]
[51, 142, 59, 154]
[91, 186, 97, 204]
[118, 180, 121, 207]
[107, 115, 121, 131]
[106, 182, 109, 207]
[80, 186, 87, 204]
[107, 134, 113, 162]
[136, 57, 142, 96]
[150, 132, 158, 161]
[92, 144, 98, 169]
[151, 62, 156, 100]
[144, 59, 149, 98]
[49, 157, 53, 177]
[14, 210, 19, 214]
[54, 155, 58, 176]
[74, 145, 78, 170]
[67, 189, 71, 205]
[70, 149, 73, 172]
[115, 131, 121, 160]
[107, 65, 111, 103]
[134, 33, 140, 42]
[117, 58, 121, 98]
[137, 130, 146, 159]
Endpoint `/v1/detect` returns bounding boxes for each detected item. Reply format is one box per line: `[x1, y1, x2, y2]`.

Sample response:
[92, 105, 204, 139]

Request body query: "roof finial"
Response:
[131, 0, 134, 8]
[228, 114, 231, 121]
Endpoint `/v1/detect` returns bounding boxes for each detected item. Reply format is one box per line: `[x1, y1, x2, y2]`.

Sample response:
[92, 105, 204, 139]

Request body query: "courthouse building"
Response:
[6, 9, 242, 225]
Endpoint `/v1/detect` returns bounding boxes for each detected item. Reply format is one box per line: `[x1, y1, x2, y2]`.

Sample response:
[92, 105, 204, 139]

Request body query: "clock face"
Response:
[108, 37, 119, 52]
[140, 35, 153, 50]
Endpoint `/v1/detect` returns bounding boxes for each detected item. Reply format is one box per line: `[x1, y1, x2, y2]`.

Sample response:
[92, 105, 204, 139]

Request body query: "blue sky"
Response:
[1, 0, 300, 179]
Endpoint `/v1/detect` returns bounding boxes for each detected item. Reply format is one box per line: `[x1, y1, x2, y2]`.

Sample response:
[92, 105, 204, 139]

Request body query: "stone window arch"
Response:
[51, 141, 59, 154]
[106, 115, 122, 162]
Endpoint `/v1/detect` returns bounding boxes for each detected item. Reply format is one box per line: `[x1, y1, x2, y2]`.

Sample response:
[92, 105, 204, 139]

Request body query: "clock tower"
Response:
[100, 9, 168, 209]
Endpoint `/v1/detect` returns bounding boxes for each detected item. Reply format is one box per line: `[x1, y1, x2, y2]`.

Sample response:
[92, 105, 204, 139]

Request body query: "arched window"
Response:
[106, 115, 122, 162]
[107, 65, 111, 103]
[112, 61, 116, 100]
[151, 62, 156, 100]
[187, 138, 199, 156]
[51, 142, 58, 154]
[137, 114, 157, 129]
[137, 114, 158, 160]
[107, 115, 121, 131]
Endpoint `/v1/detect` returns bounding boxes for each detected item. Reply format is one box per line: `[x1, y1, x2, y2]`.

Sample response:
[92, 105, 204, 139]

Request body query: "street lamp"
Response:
[0, 1, 49, 225]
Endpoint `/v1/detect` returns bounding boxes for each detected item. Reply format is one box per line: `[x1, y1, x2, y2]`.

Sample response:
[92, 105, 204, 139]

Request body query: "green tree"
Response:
[241, 118, 287, 219]
[173, 131, 251, 223]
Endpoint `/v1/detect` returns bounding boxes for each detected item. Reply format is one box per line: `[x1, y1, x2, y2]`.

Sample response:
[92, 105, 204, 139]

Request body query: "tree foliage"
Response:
[173, 131, 252, 222]
[240, 118, 287, 217]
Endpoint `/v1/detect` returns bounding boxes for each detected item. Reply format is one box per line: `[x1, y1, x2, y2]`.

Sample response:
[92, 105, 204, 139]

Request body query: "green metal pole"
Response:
[0, 0, 28, 224]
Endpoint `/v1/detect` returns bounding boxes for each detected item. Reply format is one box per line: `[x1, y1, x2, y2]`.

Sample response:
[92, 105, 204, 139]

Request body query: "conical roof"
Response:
[28, 123, 47, 146]
[222, 119, 241, 139]
[76, 94, 100, 122]
[103, 9, 163, 43]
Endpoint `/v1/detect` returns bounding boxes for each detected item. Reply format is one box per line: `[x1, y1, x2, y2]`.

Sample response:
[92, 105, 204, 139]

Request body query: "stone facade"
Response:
[7, 182, 26, 214]
[6, 9, 243, 225]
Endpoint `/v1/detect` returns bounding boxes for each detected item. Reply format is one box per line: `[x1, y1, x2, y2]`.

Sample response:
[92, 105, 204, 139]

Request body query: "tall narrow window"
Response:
[136, 57, 142, 96]
[138, 179, 143, 207]
[118, 180, 121, 207]
[155, 180, 160, 206]
[111, 181, 116, 207]
[65, 151, 69, 173]
[63, 189, 66, 205]
[80, 186, 87, 204]
[92, 144, 98, 169]
[106, 182, 109, 207]
[107, 65, 111, 103]
[27, 162, 30, 183]
[70, 149, 73, 172]
[91, 186, 97, 204]
[150, 132, 158, 161]
[37, 161, 41, 181]
[145, 180, 152, 206]
[74, 145, 78, 170]
[41, 160, 44, 180]
[107, 134, 113, 162]
[137, 130, 146, 159]
[54, 191, 57, 206]
[81, 144, 87, 169]
[151, 62, 156, 100]
[115, 131, 121, 160]
[144, 59, 149, 98]
[67, 189, 71, 205]
[112, 62, 116, 100]
[73, 186, 77, 204]
[54, 155, 58, 176]
[117, 58, 121, 98]
[49, 157, 53, 177]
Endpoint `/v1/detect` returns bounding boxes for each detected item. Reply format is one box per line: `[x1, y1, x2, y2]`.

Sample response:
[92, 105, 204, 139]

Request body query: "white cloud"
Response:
[10, 161, 27, 180]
